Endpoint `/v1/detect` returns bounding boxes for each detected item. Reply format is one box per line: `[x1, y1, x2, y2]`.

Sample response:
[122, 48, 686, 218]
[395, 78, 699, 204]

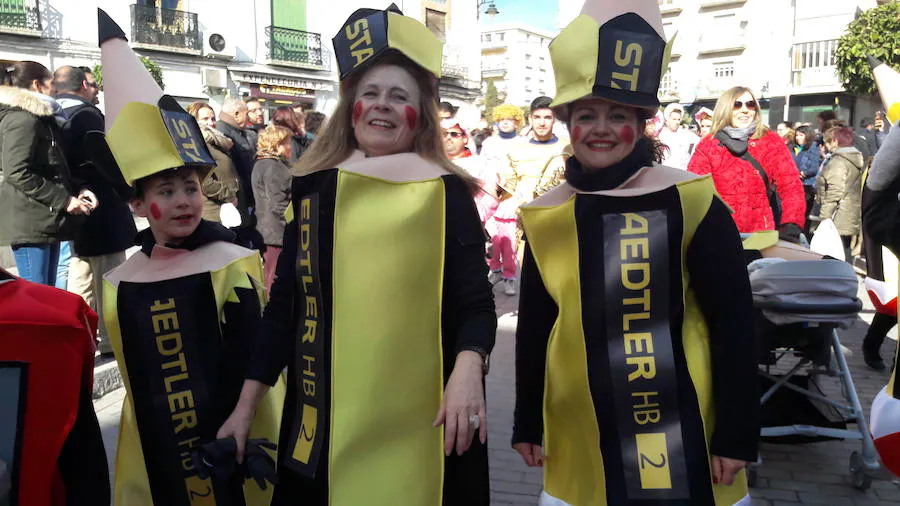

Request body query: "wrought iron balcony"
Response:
[0, 0, 41, 36]
[266, 26, 329, 71]
[130, 4, 202, 55]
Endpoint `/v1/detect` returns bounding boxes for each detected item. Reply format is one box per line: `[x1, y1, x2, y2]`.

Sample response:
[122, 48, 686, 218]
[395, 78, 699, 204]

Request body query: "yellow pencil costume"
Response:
[88, 9, 284, 505]
[512, 1, 758, 504]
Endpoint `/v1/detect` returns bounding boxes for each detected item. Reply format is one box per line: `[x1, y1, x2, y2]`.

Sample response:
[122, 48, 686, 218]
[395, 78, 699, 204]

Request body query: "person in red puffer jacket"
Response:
[688, 86, 806, 240]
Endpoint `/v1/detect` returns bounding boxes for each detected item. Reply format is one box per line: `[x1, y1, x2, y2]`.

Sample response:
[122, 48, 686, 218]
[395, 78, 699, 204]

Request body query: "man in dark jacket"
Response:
[859, 117, 886, 160]
[54, 65, 136, 356]
[217, 96, 262, 249]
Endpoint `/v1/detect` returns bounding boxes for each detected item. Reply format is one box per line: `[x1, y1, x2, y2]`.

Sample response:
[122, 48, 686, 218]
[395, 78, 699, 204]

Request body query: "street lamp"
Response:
[479, 1, 499, 19]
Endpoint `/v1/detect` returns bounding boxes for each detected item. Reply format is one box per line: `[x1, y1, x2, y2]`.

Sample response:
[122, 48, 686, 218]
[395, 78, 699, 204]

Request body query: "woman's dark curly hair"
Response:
[636, 108, 667, 164]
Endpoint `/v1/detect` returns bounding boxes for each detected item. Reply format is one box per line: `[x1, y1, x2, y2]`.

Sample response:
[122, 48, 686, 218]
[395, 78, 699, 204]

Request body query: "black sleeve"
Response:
[863, 177, 900, 258]
[686, 197, 759, 462]
[57, 379, 111, 506]
[512, 242, 558, 446]
[442, 177, 497, 357]
[246, 215, 297, 386]
[217, 278, 265, 421]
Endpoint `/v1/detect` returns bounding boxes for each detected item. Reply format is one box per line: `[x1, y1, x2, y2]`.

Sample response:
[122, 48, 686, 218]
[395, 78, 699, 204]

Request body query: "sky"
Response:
[479, 0, 559, 33]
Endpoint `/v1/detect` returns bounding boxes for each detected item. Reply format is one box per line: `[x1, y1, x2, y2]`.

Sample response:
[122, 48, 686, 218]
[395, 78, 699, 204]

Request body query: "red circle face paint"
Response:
[404, 106, 417, 130]
[571, 125, 583, 144]
[352, 100, 363, 125]
[149, 202, 161, 220]
[618, 125, 636, 145]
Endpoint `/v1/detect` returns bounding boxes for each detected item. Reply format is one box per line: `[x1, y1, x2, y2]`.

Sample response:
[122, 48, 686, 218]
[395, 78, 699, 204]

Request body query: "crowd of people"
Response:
[2, 1, 899, 505]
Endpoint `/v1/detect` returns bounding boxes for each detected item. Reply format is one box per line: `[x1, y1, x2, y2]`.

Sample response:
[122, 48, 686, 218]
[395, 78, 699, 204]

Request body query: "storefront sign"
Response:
[240, 73, 334, 91]
[258, 84, 316, 99]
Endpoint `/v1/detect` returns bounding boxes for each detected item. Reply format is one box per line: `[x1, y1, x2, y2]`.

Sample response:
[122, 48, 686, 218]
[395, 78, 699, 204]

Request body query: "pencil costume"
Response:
[87, 9, 284, 506]
[512, 0, 759, 505]
[0, 268, 110, 506]
[215, 4, 497, 505]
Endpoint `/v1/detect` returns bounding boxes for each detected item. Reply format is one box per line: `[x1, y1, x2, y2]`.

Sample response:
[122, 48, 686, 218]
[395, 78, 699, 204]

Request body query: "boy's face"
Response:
[132, 168, 203, 246]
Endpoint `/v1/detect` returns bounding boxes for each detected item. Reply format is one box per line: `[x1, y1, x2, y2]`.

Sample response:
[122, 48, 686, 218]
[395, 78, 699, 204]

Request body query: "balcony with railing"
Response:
[130, 4, 201, 55]
[0, 0, 41, 36]
[440, 44, 479, 91]
[481, 63, 507, 78]
[266, 26, 329, 71]
[791, 40, 842, 91]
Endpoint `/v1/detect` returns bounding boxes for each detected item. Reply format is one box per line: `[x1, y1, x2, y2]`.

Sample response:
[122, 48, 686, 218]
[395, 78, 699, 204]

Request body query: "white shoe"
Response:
[488, 270, 503, 285]
[504, 278, 517, 296]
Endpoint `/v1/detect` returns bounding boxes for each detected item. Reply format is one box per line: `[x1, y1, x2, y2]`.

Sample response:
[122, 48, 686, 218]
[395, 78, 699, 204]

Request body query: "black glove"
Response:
[778, 222, 803, 244]
[191, 438, 238, 483]
[243, 438, 279, 490]
[189, 437, 279, 490]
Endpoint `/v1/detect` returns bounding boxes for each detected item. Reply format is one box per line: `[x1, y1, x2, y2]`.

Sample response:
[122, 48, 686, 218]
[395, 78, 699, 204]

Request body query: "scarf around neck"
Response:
[565, 139, 655, 192]
[721, 122, 758, 142]
[498, 130, 518, 140]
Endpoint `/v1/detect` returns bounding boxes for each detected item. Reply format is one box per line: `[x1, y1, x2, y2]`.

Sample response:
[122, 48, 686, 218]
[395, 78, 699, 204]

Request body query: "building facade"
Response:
[556, 0, 883, 128]
[0, 0, 481, 119]
[481, 23, 557, 109]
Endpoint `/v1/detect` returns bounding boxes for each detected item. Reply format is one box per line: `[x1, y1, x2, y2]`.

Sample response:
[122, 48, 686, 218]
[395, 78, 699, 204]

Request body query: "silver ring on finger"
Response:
[468, 414, 481, 430]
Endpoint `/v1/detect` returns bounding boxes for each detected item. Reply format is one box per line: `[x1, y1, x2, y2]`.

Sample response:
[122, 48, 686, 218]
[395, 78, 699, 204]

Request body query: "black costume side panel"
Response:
[440, 175, 495, 506]
[685, 198, 758, 462]
[513, 244, 557, 446]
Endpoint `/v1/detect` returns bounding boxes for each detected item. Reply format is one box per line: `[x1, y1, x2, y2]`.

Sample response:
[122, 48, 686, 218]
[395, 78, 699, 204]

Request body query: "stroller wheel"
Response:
[849, 451, 873, 490]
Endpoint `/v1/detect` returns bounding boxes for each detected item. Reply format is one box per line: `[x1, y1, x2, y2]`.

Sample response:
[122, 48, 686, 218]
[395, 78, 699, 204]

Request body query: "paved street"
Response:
[94, 280, 900, 505]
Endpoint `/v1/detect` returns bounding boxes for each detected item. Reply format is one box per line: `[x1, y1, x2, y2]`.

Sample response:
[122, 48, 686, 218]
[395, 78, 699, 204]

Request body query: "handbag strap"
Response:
[741, 151, 772, 190]
[713, 131, 773, 190]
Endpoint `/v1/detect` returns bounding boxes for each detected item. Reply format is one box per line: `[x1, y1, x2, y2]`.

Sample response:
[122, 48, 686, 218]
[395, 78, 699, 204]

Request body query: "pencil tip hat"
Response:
[869, 55, 900, 125]
[332, 3, 443, 82]
[88, 9, 214, 187]
[549, 0, 674, 115]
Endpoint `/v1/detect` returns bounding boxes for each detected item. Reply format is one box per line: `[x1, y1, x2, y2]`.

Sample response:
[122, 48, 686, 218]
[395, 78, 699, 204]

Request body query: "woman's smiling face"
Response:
[351, 64, 421, 157]
[568, 98, 641, 171]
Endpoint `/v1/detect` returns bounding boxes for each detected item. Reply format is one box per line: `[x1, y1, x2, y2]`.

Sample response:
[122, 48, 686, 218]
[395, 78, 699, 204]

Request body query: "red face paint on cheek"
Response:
[404, 106, 417, 130]
[571, 126, 582, 144]
[149, 202, 161, 220]
[352, 100, 363, 124]
[619, 125, 635, 145]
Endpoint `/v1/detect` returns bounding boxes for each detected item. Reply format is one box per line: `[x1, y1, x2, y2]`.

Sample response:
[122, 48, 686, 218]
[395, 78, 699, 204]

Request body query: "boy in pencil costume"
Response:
[88, 9, 284, 506]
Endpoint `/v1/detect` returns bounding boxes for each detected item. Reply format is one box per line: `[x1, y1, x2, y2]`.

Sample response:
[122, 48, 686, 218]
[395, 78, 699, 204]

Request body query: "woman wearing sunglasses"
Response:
[688, 87, 806, 240]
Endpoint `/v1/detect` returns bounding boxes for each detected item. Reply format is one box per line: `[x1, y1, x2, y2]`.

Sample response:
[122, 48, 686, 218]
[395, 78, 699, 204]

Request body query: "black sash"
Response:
[118, 275, 244, 506]
[602, 210, 690, 500]
[285, 193, 327, 477]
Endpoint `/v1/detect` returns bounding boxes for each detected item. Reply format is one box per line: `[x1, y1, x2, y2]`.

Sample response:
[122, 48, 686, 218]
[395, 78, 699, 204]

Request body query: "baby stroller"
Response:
[745, 244, 880, 490]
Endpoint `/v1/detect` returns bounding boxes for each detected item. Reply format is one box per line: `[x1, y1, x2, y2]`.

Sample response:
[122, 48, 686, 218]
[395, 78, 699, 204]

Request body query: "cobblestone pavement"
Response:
[94, 278, 900, 505]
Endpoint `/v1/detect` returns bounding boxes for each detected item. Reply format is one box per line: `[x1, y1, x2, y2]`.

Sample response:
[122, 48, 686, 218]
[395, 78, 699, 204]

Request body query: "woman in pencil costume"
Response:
[89, 9, 284, 506]
[216, 4, 496, 506]
[512, 1, 759, 505]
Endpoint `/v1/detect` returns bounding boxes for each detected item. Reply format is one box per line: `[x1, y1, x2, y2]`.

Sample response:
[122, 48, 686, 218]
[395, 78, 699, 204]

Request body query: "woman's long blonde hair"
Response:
[709, 86, 768, 140]
[294, 52, 478, 191]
